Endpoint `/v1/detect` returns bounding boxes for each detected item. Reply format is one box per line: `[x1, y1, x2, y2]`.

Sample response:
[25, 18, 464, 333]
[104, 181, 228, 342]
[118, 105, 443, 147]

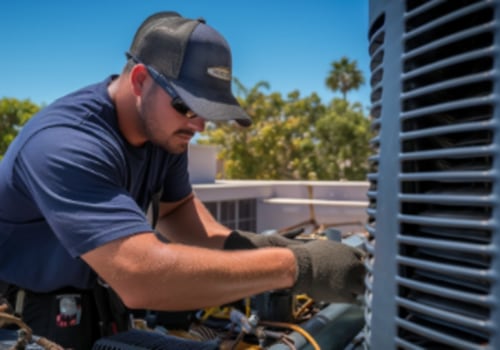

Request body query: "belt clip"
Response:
[14, 289, 26, 316]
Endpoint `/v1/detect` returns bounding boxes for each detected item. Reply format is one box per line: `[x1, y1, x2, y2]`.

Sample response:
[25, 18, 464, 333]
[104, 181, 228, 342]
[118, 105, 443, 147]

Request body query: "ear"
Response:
[129, 64, 149, 97]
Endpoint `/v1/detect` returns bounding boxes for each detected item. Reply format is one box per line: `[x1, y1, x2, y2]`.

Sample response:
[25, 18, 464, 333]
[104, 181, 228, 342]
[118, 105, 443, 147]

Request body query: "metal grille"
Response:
[366, 1, 500, 349]
[203, 199, 257, 231]
[364, 9, 385, 349]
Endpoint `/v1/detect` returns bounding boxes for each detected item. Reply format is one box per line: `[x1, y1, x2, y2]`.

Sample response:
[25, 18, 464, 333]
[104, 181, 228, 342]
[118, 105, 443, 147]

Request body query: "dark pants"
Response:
[5, 286, 102, 350]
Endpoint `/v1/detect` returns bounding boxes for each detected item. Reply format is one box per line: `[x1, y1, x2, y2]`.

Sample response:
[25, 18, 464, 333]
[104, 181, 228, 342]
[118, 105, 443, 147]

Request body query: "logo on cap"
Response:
[207, 67, 231, 81]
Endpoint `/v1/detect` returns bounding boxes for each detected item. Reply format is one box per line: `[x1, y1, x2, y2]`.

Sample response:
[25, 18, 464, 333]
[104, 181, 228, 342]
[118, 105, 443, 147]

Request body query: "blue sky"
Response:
[0, 1, 370, 110]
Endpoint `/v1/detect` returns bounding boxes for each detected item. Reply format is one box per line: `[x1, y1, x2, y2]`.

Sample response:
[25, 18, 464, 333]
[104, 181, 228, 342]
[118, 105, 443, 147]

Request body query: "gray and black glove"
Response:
[289, 239, 365, 303]
[223, 230, 302, 250]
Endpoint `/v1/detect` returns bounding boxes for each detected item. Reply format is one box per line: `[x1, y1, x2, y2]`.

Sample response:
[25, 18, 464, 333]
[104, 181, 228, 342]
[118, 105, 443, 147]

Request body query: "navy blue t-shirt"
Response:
[0, 76, 192, 291]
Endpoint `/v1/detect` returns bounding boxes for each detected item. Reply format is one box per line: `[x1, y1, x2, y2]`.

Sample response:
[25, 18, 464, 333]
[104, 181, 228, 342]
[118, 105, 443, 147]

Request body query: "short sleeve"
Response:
[160, 151, 192, 202]
[14, 126, 152, 257]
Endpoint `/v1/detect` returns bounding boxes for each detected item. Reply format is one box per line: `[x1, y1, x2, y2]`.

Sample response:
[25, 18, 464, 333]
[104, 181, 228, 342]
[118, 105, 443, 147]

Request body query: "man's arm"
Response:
[154, 192, 231, 249]
[81, 233, 297, 311]
[82, 191, 365, 310]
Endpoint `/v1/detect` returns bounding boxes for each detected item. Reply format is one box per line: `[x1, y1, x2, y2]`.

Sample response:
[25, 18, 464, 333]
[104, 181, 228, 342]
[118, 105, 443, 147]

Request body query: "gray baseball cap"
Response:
[128, 12, 252, 127]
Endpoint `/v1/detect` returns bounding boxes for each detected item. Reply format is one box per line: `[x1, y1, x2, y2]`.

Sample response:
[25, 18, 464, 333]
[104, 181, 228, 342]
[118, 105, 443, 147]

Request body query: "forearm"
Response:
[156, 195, 231, 249]
[83, 233, 296, 311]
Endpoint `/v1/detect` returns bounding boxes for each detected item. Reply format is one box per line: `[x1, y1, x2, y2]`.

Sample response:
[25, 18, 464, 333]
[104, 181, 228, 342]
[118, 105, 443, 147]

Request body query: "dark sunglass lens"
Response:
[171, 98, 190, 115]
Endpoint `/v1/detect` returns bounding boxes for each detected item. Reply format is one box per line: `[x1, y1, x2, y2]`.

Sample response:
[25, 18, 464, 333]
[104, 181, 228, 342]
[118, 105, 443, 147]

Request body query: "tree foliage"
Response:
[199, 80, 325, 180]
[0, 98, 41, 160]
[198, 72, 372, 181]
[325, 56, 365, 101]
[316, 99, 371, 180]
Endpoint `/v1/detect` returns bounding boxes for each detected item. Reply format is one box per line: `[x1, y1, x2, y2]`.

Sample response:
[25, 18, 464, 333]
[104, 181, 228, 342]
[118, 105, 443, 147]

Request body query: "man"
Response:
[0, 11, 365, 349]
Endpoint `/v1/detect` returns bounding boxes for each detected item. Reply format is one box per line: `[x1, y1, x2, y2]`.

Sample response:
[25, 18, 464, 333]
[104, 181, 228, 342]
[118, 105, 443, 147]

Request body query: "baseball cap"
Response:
[128, 11, 252, 127]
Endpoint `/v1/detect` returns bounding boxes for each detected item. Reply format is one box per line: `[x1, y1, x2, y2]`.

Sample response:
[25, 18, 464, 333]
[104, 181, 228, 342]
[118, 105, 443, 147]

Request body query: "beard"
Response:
[138, 89, 193, 154]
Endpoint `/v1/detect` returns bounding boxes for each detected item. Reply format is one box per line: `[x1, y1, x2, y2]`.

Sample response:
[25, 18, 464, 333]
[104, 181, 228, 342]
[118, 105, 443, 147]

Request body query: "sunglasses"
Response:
[126, 52, 198, 119]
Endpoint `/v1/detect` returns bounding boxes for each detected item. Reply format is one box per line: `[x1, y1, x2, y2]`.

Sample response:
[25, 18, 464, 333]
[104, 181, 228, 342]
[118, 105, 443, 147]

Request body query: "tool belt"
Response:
[0, 281, 131, 350]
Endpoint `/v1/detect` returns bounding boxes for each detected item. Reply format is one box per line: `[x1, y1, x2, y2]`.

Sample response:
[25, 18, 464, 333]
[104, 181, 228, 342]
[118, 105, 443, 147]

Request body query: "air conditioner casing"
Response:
[365, 1, 500, 349]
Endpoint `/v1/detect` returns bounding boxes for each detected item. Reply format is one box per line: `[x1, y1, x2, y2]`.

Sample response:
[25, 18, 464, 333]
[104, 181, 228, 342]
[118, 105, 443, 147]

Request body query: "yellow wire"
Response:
[199, 302, 320, 350]
[199, 307, 219, 321]
[245, 298, 251, 317]
[293, 294, 315, 320]
[202, 299, 253, 321]
[293, 298, 315, 320]
[259, 320, 321, 350]
[295, 293, 312, 301]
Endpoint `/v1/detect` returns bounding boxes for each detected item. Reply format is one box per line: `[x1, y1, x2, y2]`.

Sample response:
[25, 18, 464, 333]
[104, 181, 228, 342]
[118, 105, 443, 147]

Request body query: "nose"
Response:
[188, 116, 205, 132]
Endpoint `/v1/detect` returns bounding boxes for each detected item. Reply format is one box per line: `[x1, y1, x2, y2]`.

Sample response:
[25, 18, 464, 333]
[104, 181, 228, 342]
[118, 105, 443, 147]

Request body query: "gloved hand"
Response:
[223, 230, 302, 250]
[289, 240, 365, 303]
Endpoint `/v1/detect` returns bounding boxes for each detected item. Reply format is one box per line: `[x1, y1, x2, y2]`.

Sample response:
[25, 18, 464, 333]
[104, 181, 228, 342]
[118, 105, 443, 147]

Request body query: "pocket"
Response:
[23, 291, 98, 350]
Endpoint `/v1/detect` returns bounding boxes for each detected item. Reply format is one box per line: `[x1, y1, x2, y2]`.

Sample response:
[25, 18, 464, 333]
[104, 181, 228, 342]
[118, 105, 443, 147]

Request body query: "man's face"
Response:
[138, 83, 205, 154]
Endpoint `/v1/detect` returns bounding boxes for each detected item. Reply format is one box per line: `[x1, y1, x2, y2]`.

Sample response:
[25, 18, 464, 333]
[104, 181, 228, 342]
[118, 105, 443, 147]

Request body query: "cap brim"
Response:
[171, 81, 252, 127]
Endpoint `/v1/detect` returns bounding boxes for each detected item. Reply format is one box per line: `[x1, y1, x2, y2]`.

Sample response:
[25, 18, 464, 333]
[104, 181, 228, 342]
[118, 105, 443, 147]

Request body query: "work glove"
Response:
[223, 230, 302, 250]
[289, 240, 365, 303]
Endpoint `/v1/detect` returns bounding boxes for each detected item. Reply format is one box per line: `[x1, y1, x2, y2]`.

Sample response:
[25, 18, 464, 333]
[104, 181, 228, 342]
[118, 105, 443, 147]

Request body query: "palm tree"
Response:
[325, 56, 365, 101]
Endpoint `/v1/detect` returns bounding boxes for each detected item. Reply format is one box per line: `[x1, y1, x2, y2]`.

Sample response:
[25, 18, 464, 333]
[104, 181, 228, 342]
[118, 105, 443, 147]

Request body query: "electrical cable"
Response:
[0, 312, 64, 350]
[258, 320, 321, 350]
[293, 294, 315, 320]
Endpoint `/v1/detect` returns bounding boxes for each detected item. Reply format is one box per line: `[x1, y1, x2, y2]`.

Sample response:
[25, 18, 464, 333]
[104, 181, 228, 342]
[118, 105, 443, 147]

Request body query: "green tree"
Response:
[199, 81, 325, 180]
[0, 98, 41, 160]
[316, 99, 372, 180]
[325, 56, 365, 101]
[199, 79, 373, 181]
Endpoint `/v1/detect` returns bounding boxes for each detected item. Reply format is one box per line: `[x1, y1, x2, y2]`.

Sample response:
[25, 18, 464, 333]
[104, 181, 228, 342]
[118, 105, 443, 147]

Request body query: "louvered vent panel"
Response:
[363, 11, 385, 350]
[397, 1, 497, 349]
[366, 0, 500, 349]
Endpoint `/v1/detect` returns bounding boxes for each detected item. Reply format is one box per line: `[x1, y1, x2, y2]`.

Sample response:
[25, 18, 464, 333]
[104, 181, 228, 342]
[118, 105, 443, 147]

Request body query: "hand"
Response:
[223, 230, 302, 250]
[289, 240, 365, 303]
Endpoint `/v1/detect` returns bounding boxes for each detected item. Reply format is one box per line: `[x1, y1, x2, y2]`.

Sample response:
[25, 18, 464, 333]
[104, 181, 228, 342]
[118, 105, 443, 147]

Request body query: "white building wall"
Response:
[188, 144, 219, 184]
[256, 181, 369, 234]
[193, 180, 369, 235]
[189, 144, 369, 236]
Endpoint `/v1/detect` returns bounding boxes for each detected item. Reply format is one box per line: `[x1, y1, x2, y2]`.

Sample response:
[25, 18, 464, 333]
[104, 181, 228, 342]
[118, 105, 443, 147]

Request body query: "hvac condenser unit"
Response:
[365, 1, 500, 349]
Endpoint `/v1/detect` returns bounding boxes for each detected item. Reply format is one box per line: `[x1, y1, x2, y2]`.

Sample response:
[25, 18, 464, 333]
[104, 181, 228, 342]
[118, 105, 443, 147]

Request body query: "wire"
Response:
[0, 311, 32, 336]
[199, 307, 218, 321]
[0, 312, 64, 350]
[279, 335, 298, 350]
[229, 331, 245, 350]
[244, 298, 251, 317]
[293, 297, 315, 320]
[258, 320, 321, 350]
